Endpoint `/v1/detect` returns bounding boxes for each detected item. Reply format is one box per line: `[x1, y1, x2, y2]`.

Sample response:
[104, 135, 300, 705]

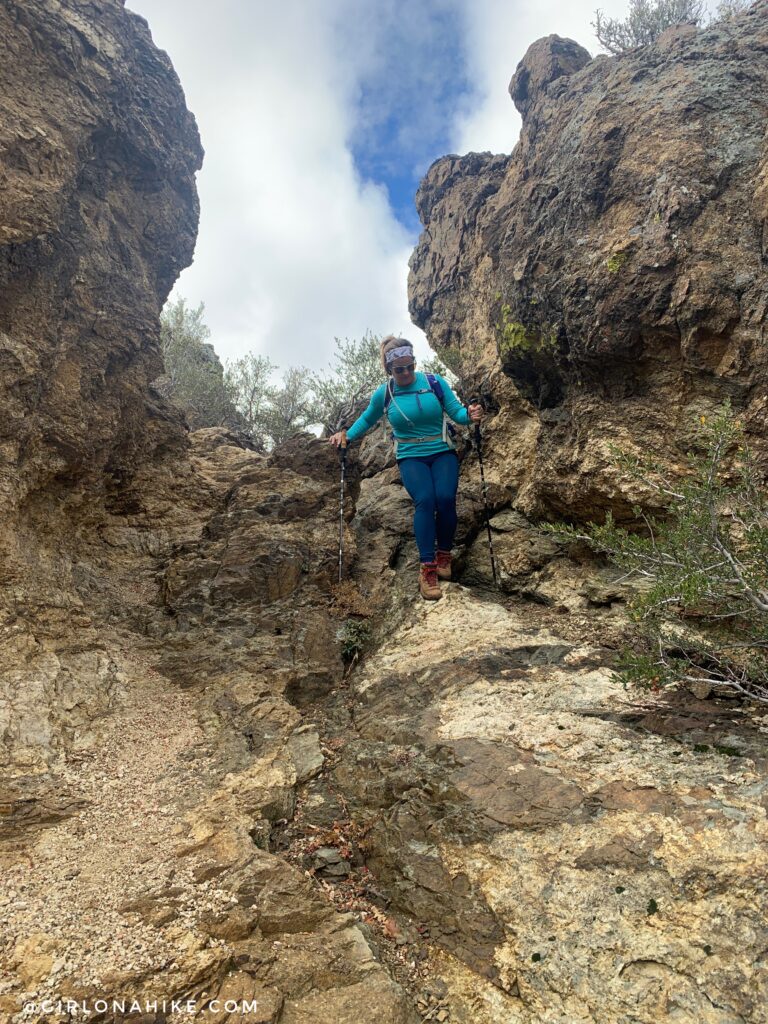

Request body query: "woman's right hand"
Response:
[329, 430, 348, 448]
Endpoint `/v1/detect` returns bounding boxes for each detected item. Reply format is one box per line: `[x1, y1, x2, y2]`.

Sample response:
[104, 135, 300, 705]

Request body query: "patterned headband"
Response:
[385, 345, 413, 365]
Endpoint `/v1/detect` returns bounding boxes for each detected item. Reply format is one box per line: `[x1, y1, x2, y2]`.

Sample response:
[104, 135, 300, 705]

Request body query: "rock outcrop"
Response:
[2, 3, 768, 1024]
[0, 3, 414, 1020]
[409, 3, 768, 522]
[0, 0, 202, 777]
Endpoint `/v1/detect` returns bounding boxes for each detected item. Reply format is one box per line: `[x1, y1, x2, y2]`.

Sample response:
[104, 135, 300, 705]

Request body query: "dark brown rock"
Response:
[575, 831, 662, 869]
[509, 34, 591, 117]
[451, 738, 586, 829]
[409, 6, 768, 521]
[0, 0, 201, 504]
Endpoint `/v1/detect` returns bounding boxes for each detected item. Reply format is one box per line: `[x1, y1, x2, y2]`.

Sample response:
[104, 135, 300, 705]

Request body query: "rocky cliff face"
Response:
[0, 0, 202, 776]
[409, 3, 768, 522]
[2, 3, 768, 1024]
[0, 4, 422, 1020]
[0, 0, 201, 499]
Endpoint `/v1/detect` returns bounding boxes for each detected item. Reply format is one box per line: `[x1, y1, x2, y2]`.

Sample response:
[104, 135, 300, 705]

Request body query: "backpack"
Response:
[383, 372, 458, 453]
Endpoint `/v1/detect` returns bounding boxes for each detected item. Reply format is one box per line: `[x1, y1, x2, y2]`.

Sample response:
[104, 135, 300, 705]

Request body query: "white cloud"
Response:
[127, 0, 636, 371]
[127, 0, 429, 369]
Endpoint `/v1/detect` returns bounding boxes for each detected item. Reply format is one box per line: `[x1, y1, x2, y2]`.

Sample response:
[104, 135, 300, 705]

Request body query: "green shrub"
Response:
[336, 619, 372, 661]
[159, 297, 241, 430]
[546, 403, 768, 705]
[593, 0, 706, 55]
[308, 332, 385, 434]
[592, 0, 749, 56]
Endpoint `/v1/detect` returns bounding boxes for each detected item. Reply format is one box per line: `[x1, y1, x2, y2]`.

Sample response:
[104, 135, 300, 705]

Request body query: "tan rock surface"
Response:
[296, 584, 768, 1023]
[2, 2, 768, 1023]
[0, 431, 419, 1024]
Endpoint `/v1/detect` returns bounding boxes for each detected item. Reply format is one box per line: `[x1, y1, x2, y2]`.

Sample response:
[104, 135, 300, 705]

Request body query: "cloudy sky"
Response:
[126, 0, 628, 371]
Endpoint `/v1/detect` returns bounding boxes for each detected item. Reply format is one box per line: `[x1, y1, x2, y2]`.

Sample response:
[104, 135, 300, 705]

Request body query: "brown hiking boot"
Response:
[435, 549, 452, 580]
[419, 561, 442, 600]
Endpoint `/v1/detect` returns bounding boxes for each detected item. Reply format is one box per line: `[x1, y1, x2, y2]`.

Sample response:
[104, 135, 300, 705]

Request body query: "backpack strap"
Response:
[384, 377, 395, 410]
[382, 378, 397, 448]
[425, 372, 444, 405]
[427, 372, 458, 445]
[385, 373, 443, 407]
[384, 373, 457, 452]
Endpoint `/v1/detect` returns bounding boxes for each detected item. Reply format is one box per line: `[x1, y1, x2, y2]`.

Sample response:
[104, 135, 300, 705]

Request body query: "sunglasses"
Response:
[392, 363, 415, 375]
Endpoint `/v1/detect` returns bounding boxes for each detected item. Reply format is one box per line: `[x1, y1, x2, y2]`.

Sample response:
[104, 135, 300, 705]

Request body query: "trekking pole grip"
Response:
[468, 395, 483, 443]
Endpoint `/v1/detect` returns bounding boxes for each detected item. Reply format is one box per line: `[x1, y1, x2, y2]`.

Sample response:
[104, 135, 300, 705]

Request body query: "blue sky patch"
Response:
[346, 0, 472, 235]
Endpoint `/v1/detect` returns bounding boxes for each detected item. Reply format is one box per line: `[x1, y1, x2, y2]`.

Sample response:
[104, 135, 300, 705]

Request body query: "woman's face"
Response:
[390, 354, 416, 386]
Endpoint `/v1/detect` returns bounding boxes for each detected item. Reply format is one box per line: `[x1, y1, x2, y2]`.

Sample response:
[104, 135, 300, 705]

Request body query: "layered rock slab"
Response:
[297, 586, 768, 1024]
[0, 430, 418, 1023]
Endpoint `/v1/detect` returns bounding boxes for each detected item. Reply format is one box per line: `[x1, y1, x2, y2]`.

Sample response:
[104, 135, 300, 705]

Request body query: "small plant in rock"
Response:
[606, 251, 629, 273]
[336, 619, 372, 662]
[545, 403, 768, 705]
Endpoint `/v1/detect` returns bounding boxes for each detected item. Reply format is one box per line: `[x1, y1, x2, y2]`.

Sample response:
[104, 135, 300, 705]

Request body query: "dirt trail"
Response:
[0, 639, 232, 1022]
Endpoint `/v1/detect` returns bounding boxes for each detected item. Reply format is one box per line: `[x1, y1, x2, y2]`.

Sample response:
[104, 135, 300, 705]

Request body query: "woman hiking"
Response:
[329, 335, 483, 600]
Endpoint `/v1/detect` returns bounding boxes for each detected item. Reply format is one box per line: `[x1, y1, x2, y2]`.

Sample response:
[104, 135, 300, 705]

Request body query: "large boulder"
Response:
[408, 4, 768, 521]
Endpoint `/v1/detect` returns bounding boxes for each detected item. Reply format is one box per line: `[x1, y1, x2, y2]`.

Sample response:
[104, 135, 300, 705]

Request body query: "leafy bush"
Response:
[260, 365, 321, 448]
[546, 404, 768, 704]
[223, 356, 319, 450]
[592, 0, 752, 54]
[336, 619, 372, 662]
[159, 299, 317, 449]
[592, 0, 706, 54]
[223, 352, 276, 440]
[712, 0, 752, 20]
[158, 297, 241, 430]
[308, 332, 385, 434]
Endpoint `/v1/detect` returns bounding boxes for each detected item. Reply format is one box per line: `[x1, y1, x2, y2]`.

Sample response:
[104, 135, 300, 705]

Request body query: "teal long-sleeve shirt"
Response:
[345, 373, 469, 460]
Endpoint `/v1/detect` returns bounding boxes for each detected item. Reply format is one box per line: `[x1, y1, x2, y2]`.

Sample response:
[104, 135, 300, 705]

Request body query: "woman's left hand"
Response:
[468, 403, 483, 423]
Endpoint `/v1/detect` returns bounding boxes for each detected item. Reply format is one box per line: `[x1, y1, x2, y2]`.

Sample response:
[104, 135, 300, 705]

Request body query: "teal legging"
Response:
[398, 450, 460, 563]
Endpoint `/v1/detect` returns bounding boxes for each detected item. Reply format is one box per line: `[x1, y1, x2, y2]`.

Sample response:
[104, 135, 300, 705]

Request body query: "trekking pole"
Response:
[337, 441, 347, 583]
[469, 399, 498, 587]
